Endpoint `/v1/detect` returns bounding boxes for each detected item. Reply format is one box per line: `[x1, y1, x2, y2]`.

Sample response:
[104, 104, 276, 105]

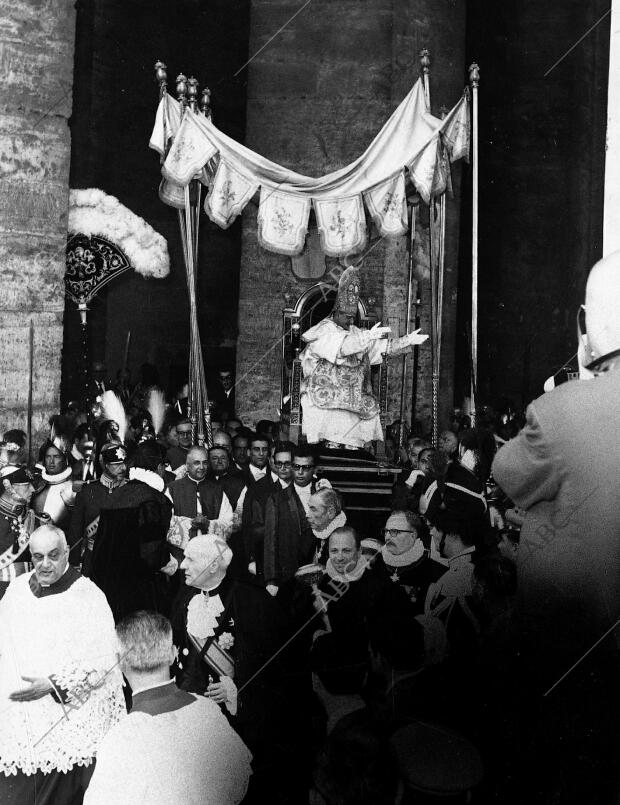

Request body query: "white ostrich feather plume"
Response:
[147, 388, 167, 436]
[101, 391, 129, 444]
[68, 188, 170, 279]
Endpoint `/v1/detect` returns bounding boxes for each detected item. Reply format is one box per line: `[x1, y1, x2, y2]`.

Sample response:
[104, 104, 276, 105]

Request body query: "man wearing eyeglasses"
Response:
[261, 443, 311, 598]
[165, 419, 194, 471]
[290, 445, 331, 517]
[377, 510, 445, 614]
[492, 252, 620, 804]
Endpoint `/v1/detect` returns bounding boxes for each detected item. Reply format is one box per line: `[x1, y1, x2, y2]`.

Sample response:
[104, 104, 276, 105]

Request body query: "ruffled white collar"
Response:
[41, 467, 72, 484]
[381, 540, 425, 568]
[186, 590, 224, 639]
[129, 467, 165, 492]
[325, 555, 367, 583]
[313, 511, 347, 540]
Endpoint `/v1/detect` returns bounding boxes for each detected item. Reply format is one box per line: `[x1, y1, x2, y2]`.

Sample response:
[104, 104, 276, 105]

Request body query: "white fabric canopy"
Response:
[150, 80, 470, 256]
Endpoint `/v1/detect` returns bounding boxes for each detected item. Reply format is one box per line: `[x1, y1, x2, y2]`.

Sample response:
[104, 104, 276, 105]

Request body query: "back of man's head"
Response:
[428, 509, 476, 547]
[116, 610, 174, 673]
[314, 487, 343, 516]
[585, 251, 620, 359]
[131, 441, 166, 474]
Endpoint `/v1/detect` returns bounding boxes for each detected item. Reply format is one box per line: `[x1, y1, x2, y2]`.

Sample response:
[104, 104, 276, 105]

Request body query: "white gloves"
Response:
[389, 328, 429, 356]
[368, 322, 392, 340]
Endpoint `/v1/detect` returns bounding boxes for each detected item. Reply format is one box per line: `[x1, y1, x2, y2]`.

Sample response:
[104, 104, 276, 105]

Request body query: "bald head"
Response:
[585, 252, 620, 359]
[30, 525, 69, 585]
[212, 430, 232, 454]
[30, 524, 68, 553]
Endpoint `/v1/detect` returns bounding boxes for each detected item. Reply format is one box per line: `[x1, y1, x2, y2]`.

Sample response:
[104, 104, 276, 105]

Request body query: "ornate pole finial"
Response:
[154, 61, 168, 97]
[176, 73, 188, 106]
[200, 87, 212, 119]
[469, 62, 480, 88]
[187, 77, 199, 111]
[420, 48, 431, 75]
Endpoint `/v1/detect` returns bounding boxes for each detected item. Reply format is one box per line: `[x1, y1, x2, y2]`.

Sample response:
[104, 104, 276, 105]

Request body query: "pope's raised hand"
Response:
[368, 322, 392, 340]
[401, 328, 429, 346]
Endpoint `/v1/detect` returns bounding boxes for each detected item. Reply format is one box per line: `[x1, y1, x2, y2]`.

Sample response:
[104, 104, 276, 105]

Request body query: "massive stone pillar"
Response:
[0, 1, 76, 446]
[236, 0, 466, 434]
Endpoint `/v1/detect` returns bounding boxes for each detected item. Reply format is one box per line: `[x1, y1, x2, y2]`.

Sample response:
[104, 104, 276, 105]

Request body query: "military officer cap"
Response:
[101, 443, 127, 465]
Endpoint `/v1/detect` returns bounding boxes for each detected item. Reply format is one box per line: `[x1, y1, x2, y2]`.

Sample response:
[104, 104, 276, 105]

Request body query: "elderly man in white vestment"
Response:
[84, 609, 252, 805]
[0, 524, 125, 805]
[300, 266, 427, 448]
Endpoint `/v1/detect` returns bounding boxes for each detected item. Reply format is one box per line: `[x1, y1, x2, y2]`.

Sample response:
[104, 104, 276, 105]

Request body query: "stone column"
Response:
[0, 1, 76, 449]
[604, 0, 620, 256]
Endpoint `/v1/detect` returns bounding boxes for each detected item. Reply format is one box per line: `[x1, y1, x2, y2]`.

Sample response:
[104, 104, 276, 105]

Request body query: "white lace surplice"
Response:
[0, 574, 125, 775]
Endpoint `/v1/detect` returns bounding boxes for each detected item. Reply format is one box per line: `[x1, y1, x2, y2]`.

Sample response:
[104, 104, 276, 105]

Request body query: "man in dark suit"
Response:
[209, 368, 236, 420]
[165, 419, 193, 471]
[241, 436, 279, 580]
[492, 252, 620, 804]
[240, 432, 271, 487]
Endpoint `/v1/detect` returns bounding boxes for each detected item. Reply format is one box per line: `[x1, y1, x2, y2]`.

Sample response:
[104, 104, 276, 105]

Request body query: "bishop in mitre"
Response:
[300, 265, 427, 448]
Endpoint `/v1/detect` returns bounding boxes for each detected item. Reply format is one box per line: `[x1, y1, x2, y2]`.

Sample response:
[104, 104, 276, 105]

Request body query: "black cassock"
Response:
[89, 480, 173, 621]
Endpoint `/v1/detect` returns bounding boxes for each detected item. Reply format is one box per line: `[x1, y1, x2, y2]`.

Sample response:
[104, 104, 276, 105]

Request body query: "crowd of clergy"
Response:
[0, 379, 526, 805]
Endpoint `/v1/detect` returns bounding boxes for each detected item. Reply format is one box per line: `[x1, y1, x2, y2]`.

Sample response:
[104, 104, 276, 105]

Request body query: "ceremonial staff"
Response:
[27, 320, 34, 460]
[398, 202, 417, 447]
[469, 62, 480, 422]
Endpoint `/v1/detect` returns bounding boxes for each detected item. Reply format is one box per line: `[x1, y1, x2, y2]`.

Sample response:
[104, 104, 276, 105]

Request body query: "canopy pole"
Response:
[469, 63, 480, 424]
[436, 107, 448, 420]
[398, 204, 416, 447]
[169, 68, 213, 448]
[421, 48, 438, 447]
[27, 319, 34, 460]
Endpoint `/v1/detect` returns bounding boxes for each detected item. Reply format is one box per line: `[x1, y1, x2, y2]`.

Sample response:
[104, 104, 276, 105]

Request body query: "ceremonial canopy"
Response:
[150, 79, 470, 257]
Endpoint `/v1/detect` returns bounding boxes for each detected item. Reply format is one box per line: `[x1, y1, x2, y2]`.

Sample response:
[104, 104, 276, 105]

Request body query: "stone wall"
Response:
[236, 0, 467, 433]
[0, 0, 76, 445]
